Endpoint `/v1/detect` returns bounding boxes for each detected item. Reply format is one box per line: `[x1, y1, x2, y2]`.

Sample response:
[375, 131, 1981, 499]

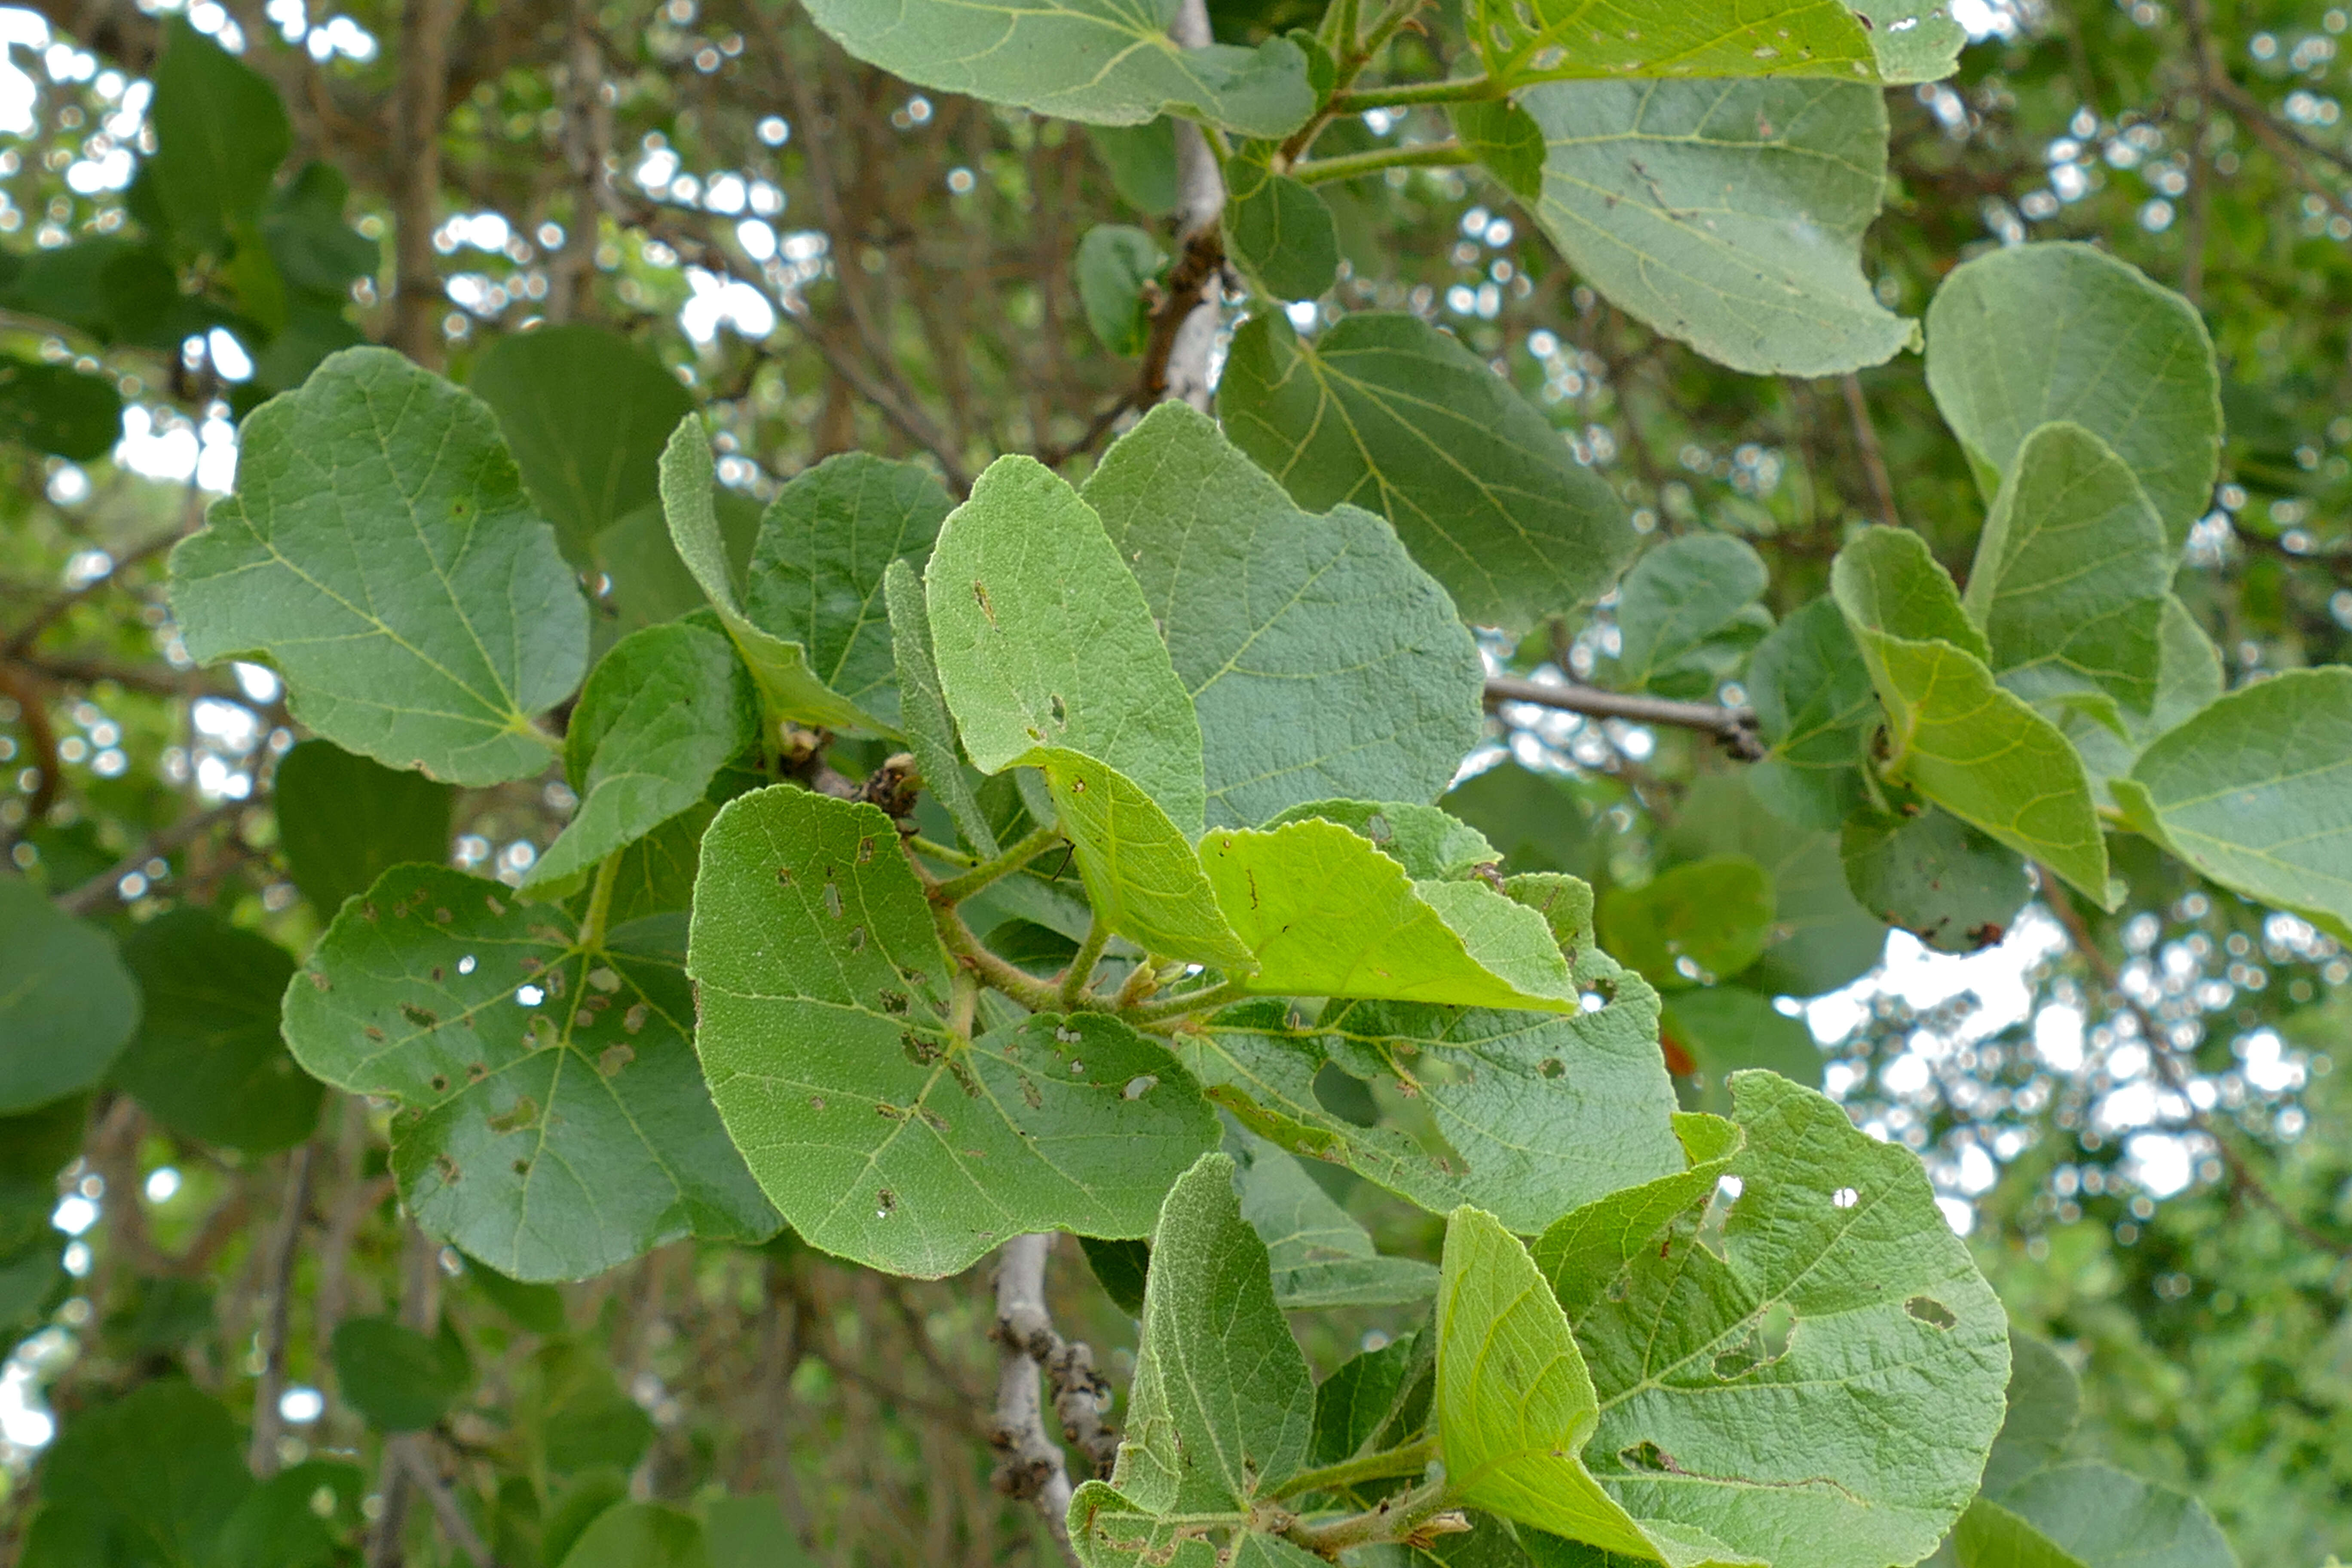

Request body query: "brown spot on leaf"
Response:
[598, 1043, 635, 1077]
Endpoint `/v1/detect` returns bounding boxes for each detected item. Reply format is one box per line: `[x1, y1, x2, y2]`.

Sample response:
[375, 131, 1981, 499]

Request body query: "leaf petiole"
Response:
[1281, 1473, 1454, 1556]
[933, 901, 1063, 1014]
[929, 822, 1063, 905]
[1291, 141, 1475, 187]
[1271, 1433, 1437, 1502]
[1329, 75, 1499, 112]
[1059, 917, 1113, 1011]
[1123, 976, 1252, 1030]
[579, 850, 621, 953]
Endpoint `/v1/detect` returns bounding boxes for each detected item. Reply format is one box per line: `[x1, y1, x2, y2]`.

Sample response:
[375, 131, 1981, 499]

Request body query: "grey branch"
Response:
[1484, 675, 1764, 760]
[1161, 0, 1225, 411]
[988, 1234, 1114, 1568]
[247, 1144, 318, 1476]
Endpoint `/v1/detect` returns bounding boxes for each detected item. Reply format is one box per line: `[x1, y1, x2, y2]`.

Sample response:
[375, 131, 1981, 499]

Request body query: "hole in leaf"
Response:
[1905, 1295, 1957, 1330]
[1831, 1185, 1859, 1209]
[1537, 1057, 1564, 1078]
[1619, 1440, 1681, 1474]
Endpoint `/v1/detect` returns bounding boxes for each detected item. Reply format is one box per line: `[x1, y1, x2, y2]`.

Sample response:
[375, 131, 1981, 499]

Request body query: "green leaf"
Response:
[1963, 423, 2172, 721]
[1453, 99, 1547, 200]
[885, 557, 999, 857]
[1745, 597, 1877, 832]
[2060, 597, 2224, 810]
[34, 1381, 252, 1567]
[704, 1494, 809, 1568]
[1443, 763, 1601, 879]
[1087, 120, 1179, 215]
[470, 325, 696, 564]
[1599, 856, 1775, 989]
[658, 418, 890, 735]
[1188, 945, 1686, 1231]
[1201, 818, 1577, 1008]
[528, 622, 760, 890]
[1529, 1112, 1742, 1319]
[1658, 986, 1822, 1114]
[1225, 149, 1338, 300]
[170, 346, 588, 787]
[743, 452, 955, 732]
[1036, 748, 1256, 969]
[1831, 527, 2112, 903]
[211, 1459, 364, 1568]
[1218, 311, 1632, 630]
[1840, 806, 2032, 955]
[1311, 1333, 1424, 1469]
[1551, 1073, 2009, 1568]
[1230, 1126, 1439, 1309]
[1957, 1464, 2239, 1568]
[1265, 800, 1499, 882]
[0, 358, 122, 460]
[1090, 1153, 1313, 1526]
[149, 18, 290, 249]
[1075, 224, 1163, 356]
[927, 453, 1206, 831]
[273, 739, 454, 916]
[261, 161, 377, 298]
[1081, 1234, 1153, 1316]
[688, 786, 1218, 1278]
[284, 867, 778, 1281]
[1665, 772, 1886, 998]
[1436, 1207, 1723, 1563]
[1608, 535, 1770, 698]
[799, 0, 1315, 137]
[1084, 403, 1486, 828]
[0, 875, 139, 1116]
[1924, 242, 2220, 548]
[1980, 1331, 2081, 1497]
[1472, 0, 1962, 88]
[462, 1254, 569, 1335]
[331, 1316, 470, 1432]
[115, 909, 322, 1154]
[2118, 666, 2352, 937]
[1519, 80, 1913, 377]
[559, 1503, 710, 1568]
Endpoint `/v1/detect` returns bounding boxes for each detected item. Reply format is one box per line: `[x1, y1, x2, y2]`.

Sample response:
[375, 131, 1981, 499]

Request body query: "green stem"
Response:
[908, 835, 980, 869]
[1059, 918, 1113, 1012]
[1291, 141, 1474, 186]
[949, 969, 978, 1047]
[1354, 0, 1427, 65]
[1112, 954, 1168, 1011]
[1330, 75, 1498, 111]
[931, 824, 1062, 906]
[579, 852, 621, 953]
[934, 903, 1063, 1014]
[1271, 1435, 1436, 1502]
[1319, 0, 1360, 51]
[1281, 1475, 1452, 1556]
[1122, 976, 1252, 1029]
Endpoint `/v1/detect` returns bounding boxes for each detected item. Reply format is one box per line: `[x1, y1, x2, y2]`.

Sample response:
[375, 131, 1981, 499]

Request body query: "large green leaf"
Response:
[1069, 1153, 1317, 1564]
[1200, 818, 1578, 1009]
[1034, 748, 1255, 969]
[1529, 1112, 1742, 1320]
[744, 453, 954, 732]
[1225, 148, 1338, 301]
[1744, 597, 1876, 833]
[283, 867, 777, 1280]
[34, 1381, 253, 1568]
[1599, 856, 1774, 989]
[1831, 527, 2111, 903]
[1957, 1465, 2239, 1568]
[170, 347, 588, 786]
[1549, 1072, 2009, 1568]
[331, 1316, 471, 1432]
[470, 325, 696, 564]
[1218, 311, 1631, 630]
[1471, 0, 1963, 89]
[0, 358, 123, 460]
[1266, 800, 1500, 882]
[528, 621, 760, 890]
[1924, 243, 2221, 548]
[1963, 422, 2171, 722]
[1841, 806, 2032, 955]
[1084, 402, 1485, 828]
[1608, 534, 1770, 699]
[0, 875, 139, 1116]
[799, 0, 1315, 137]
[1230, 1126, 1439, 1309]
[1664, 772, 1885, 998]
[688, 786, 1217, 1277]
[149, 18, 290, 249]
[273, 739, 454, 916]
[1519, 79, 1908, 377]
[2060, 597, 2224, 811]
[658, 419, 890, 735]
[2116, 666, 2352, 937]
[884, 557, 999, 857]
[115, 910, 322, 1154]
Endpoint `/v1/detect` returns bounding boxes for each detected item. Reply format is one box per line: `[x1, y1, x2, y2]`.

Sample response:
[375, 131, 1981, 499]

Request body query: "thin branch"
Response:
[780, 303, 974, 495]
[931, 823, 1063, 906]
[248, 1143, 318, 1477]
[986, 1234, 1088, 1568]
[0, 661, 60, 824]
[55, 801, 248, 916]
[2, 524, 184, 658]
[1058, 918, 1113, 1011]
[396, 1439, 501, 1568]
[1840, 372, 1902, 530]
[1484, 675, 1763, 760]
[1329, 76, 1498, 111]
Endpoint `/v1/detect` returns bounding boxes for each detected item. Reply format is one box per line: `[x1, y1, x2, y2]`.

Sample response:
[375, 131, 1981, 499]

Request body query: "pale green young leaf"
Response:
[1471, 0, 1961, 88]
[149, 18, 290, 249]
[1230, 1126, 1439, 1310]
[1452, 99, 1546, 199]
[2060, 597, 2223, 810]
[1608, 534, 1770, 696]
[1925, 243, 2221, 548]
[1963, 423, 2172, 720]
[283, 867, 777, 1281]
[1519, 80, 1913, 378]
[926, 453, 1207, 834]
[1033, 747, 1254, 969]
[1560, 1073, 2009, 1568]
[744, 452, 953, 731]
[1958, 1464, 2239, 1568]
[1598, 856, 1775, 989]
[116, 910, 320, 1155]
[1832, 527, 2111, 902]
[2119, 666, 2352, 937]
[799, 0, 1315, 137]
[1951, 1499, 2091, 1568]
[528, 622, 760, 889]
[1745, 597, 1877, 832]
[1664, 773, 1885, 998]
[1200, 818, 1577, 1009]
[169, 347, 588, 786]
[1225, 150, 1338, 301]
[470, 324, 695, 564]
[1841, 806, 2032, 954]
[1075, 225, 1163, 356]
[1217, 311, 1632, 631]
[885, 557, 999, 858]
[1085, 402, 1485, 828]
[273, 739, 454, 916]
[1264, 799, 1499, 882]
[688, 787, 1217, 1278]
[657, 418, 890, 735]
[0, 876, 138, 1116]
